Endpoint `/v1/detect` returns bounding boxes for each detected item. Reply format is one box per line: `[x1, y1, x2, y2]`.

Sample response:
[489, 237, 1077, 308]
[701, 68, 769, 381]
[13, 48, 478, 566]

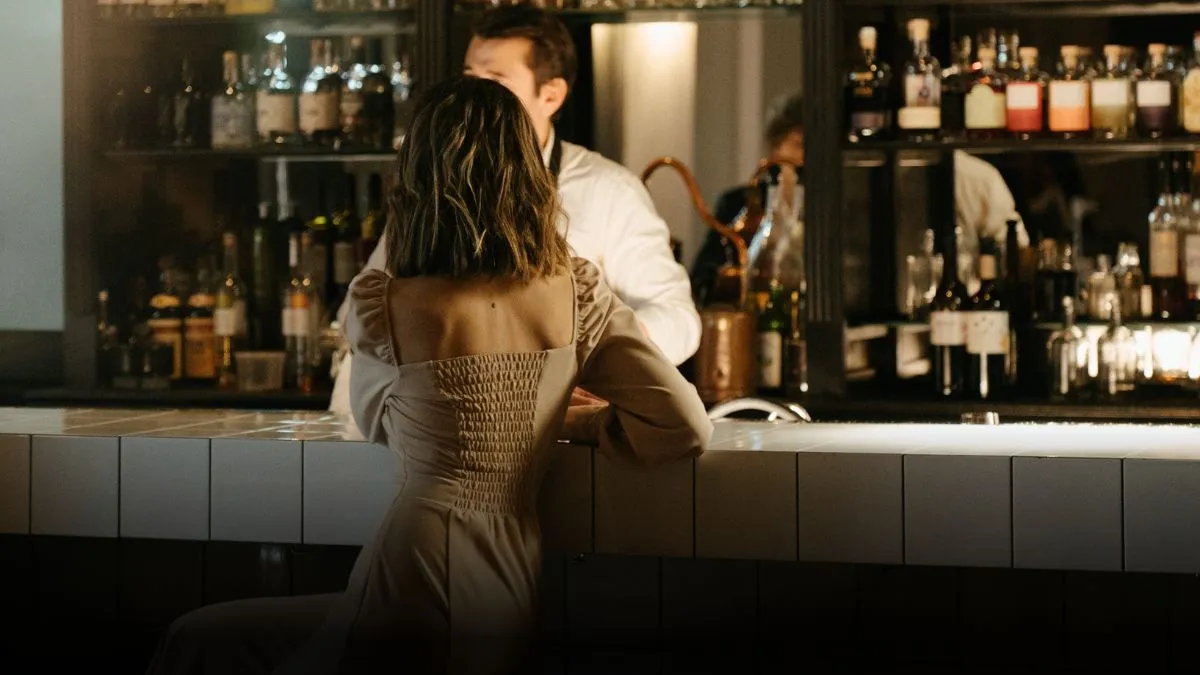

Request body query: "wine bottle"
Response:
[966, 247, 1010, 400]
[929, 229, 968, 398]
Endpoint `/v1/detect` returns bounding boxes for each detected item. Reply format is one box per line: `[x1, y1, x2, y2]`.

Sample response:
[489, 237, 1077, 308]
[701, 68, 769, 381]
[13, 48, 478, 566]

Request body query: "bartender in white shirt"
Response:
[329, 3, 702, 419]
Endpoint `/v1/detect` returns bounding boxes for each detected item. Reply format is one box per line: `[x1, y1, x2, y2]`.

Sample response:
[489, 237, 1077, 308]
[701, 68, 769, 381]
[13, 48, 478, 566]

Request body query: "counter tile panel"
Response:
[0, 435, 30, 534]
[1123, 458, 1200, 574]
[30, 435, 119, 537]
[695, 449, 797, 561]
[302, 440, 399, 546]
[903, 454, 1012, 568]
[539, 443, 594, 554]
[1013, 457, 1123, 572]
[120, 437, 210, 541]
[594, 451, 693, 559]
[797, 452, 904, 565]
[210, 439, 302, 544]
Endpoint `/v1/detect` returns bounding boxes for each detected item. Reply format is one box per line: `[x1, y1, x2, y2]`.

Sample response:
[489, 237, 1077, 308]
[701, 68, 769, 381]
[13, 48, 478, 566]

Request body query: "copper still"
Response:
[641, 157, 761, 406]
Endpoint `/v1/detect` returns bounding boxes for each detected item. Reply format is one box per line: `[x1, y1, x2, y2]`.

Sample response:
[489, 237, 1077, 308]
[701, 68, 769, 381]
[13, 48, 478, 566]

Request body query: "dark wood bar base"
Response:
[3, 535, 1196, 674]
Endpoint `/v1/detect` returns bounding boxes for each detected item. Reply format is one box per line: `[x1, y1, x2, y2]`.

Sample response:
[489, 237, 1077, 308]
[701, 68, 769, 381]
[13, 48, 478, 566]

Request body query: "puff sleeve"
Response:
[344, 269, 397, 446]
[572, 258, 712, 466]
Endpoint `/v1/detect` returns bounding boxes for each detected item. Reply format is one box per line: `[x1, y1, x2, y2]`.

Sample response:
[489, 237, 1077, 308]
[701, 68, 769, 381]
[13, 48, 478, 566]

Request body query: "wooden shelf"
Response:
[843, 137, 1200, 166]
[454, 4, 800, 24]
[97, 8, 416, 28]
[843, 0, 1197, 16]
[102, 147, 397, 163]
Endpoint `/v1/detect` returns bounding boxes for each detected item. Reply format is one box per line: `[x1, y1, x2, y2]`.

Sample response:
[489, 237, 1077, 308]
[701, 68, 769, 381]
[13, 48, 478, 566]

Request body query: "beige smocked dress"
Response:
[146, 258, 712, 675]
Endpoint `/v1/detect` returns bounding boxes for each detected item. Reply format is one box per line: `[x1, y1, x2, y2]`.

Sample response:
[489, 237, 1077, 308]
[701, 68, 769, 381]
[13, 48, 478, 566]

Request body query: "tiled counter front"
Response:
[6, 407, 1200, 573]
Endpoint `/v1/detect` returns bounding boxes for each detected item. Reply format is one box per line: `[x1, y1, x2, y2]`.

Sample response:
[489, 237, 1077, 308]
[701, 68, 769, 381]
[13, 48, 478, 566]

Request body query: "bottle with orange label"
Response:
[1048, 45, 1091, 138]
[282, 232, 315, 392]
[147, 270, 184, 381]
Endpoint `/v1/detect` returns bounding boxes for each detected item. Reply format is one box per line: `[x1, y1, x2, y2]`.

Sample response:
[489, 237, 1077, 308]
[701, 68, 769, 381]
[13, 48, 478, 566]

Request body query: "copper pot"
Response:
[641, 157, 758, 405]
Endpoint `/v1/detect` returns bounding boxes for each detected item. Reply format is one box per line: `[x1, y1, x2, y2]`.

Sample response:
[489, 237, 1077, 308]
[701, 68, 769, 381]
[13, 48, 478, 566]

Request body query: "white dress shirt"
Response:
[328, 131, 702, 417]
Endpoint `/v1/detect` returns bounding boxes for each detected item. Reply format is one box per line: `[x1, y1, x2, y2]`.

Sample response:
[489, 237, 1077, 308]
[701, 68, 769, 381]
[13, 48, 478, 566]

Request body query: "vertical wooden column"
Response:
[802, 0, 847, 397]
[416, 0, 452, 93]
[62, 1, 97, 387]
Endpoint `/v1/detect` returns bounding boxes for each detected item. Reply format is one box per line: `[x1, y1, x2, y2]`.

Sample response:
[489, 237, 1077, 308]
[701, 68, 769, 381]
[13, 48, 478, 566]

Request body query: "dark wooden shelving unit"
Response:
[102, 147, 399, 162]
[94, 8, 417, 28]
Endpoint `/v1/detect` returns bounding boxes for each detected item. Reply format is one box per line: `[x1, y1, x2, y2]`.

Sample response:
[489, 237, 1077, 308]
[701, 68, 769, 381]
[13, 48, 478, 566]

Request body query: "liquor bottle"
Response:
[1148, 156, 1187, 319]
[358, 173, 384, 269]
[785, 288, 808, 396]
[1048, 46, 1091, 138]
[96, 290, 120, 386]
[940, 38, 973, 143]
[1086, 254, 1117, 321]
[282, 233, 314, 392]
[1006, 46, 1046, 140]
[1113, 242, 1145, 321]
[184, 264, 218, 382]
[257, 32, 297, 145]
[1091, 45, 1133, 140]
[331, 173, 359, 309]
[299, 38, 341, 146]
[1047, 296, 1087, 400]
[306, 183, 332, 300]
[845, 25, 892, 143]
[147, 270, 184, 381]
[215, 232, 247, 389]
[756, 282, 786, 397]
[1182, 32, 1200, 133]
[211, 51, 255, 149]
[1137, 44, 1179, 139]
[362, 38, 396, 149]
[898, 18, 941, 143]
[172, 57, 208, 148]
[340, 37, 369, 147]
[965, 46, 1007, 141]
[1096, 297, 1138, 399]
[966, 247, 1010, 400]
[391, 49, 414, 149]
[1185, 162, 1200, 319]
[929, 230, 968, 398]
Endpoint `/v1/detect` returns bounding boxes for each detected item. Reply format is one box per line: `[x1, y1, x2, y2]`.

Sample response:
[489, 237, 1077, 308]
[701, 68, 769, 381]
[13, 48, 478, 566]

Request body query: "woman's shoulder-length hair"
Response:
[384, 75, 570, 281]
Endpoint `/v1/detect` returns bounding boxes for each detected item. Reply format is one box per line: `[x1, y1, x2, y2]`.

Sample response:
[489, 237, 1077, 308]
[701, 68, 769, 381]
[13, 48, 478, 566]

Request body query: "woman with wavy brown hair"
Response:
[146, 75, 711, 675]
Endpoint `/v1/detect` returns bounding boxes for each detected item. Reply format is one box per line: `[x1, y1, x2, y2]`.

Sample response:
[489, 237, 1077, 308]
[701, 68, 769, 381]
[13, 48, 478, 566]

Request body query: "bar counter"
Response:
[4, 405, 1200, 574]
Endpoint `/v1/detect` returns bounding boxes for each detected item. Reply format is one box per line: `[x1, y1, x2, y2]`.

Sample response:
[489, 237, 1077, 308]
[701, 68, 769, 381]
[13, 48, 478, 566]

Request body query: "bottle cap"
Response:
[908, 18, 931, 40]
[859, 26, 878, 49]
[979, 254, 997, 280]
[1019, 46, 1038, 60]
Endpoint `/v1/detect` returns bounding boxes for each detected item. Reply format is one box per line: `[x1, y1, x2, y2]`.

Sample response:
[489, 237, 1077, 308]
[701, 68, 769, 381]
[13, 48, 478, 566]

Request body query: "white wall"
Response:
[0, 0, 64, 331]
[591, 14, 803, 266]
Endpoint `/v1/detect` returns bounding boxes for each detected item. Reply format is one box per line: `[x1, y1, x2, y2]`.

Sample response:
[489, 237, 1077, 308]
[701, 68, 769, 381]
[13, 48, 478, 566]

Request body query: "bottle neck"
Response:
[223, 242, 239, 277]
[912, 38, 930, 61]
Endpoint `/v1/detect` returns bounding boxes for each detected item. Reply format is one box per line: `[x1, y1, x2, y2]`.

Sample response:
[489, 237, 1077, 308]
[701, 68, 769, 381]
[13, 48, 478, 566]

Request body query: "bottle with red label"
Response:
[1007, 46, 1047, 139]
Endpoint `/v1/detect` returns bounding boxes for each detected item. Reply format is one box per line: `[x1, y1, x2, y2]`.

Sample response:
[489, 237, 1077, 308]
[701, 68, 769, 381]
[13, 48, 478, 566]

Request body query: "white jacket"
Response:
[329, 132, 702, 417]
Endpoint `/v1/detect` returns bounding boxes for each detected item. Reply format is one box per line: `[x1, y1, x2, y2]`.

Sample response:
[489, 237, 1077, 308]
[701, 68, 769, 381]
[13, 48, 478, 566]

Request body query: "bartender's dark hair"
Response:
[472, 3, 578, 90]
[765, 93, 804, 150]
[385, 76, 569, 281]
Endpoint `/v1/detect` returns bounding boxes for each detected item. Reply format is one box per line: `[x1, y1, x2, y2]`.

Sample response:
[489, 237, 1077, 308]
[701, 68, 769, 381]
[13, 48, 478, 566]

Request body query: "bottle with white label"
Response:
[929, 229, 968, 398]
[756, 283, 787, 397]
[965, 46, 1007, 141]
[1137, 44, 1179, 138]
[967, 250, 1011, 400]
[1148, 155, 1187, 319]
[215, 231, 247, 390]
[1048, 45, 1091, 138]
[1091, 45, 1132, 140]
[299, 38, 341, 146]
[211, 50, 255, 149]
[257, 32, 297, 145]
[898, 18, 941, 142]
[1181, 32, 1200, 133]
[282, 233, 314, 392]
[844, 25, 892, 143]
